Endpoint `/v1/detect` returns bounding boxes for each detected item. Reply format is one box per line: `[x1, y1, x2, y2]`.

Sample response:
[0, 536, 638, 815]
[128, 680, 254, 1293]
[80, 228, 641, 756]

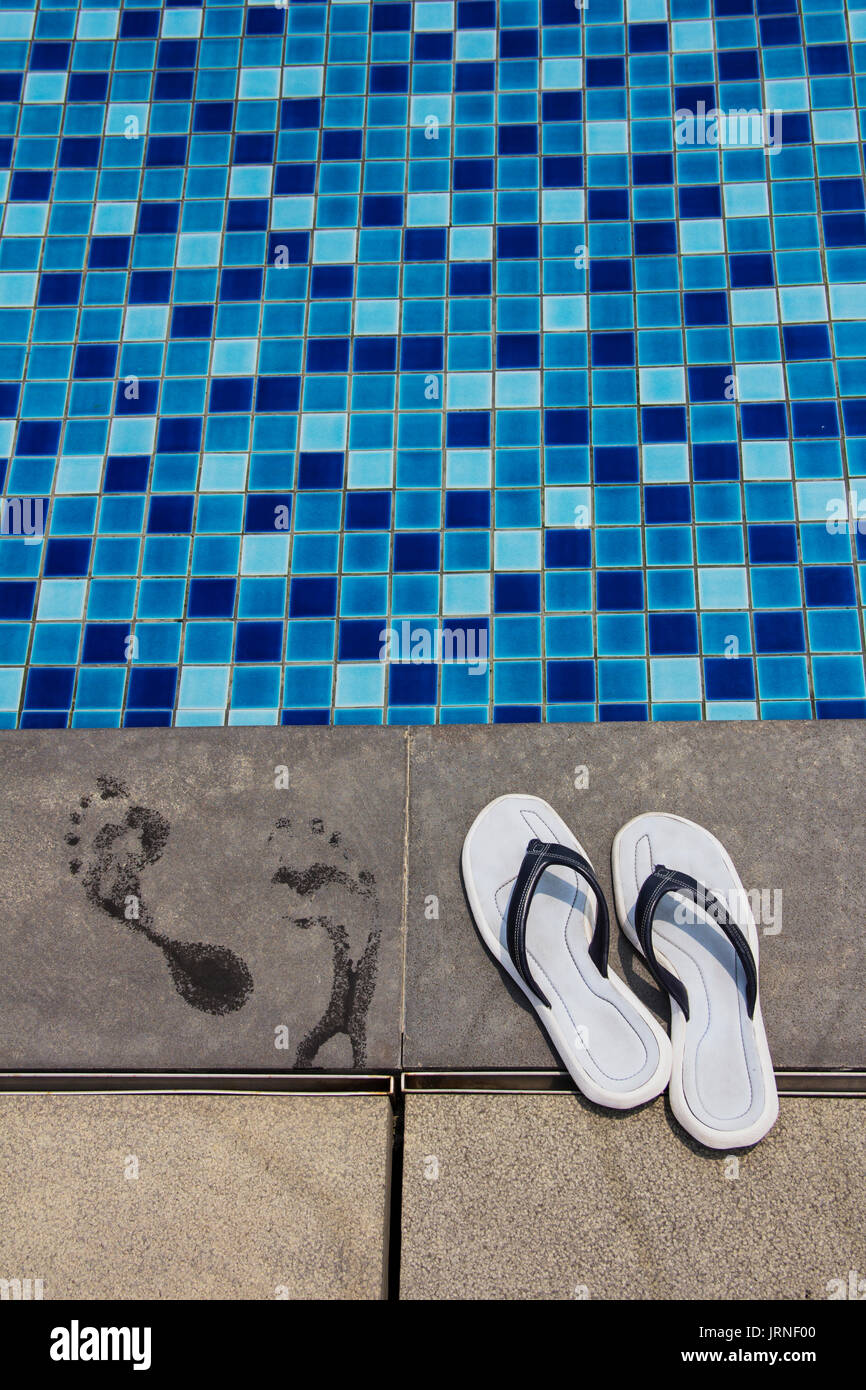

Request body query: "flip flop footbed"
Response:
[463, 795, 671, 1110]
[612, 812, 778, 1149]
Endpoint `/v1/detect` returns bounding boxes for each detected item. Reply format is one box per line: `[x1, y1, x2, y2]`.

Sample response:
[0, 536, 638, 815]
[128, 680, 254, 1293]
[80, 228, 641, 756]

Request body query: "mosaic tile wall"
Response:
[1, 0, 866, 727]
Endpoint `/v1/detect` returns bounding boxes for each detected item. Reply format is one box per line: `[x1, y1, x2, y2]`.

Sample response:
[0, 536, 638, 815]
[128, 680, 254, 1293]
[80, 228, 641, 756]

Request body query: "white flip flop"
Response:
[462, 794, 672, 1110]
[612, 812, 778, 1149]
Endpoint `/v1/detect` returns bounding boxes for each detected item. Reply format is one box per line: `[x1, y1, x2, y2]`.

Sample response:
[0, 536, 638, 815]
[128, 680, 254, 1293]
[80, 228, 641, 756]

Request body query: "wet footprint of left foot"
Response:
[68, 775, 253, 1016]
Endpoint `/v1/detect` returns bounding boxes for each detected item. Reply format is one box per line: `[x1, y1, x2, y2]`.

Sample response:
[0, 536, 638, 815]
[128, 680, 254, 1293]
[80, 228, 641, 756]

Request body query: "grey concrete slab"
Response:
[0, 728, 406, 1069]
[401, 1093, 865, 1300]
[0, 1093, 392, 1299]
[403, 722, 866, 1069]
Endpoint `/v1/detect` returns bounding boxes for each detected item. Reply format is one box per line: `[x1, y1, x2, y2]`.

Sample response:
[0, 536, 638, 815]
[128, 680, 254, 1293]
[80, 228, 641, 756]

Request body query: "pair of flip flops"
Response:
[462, 796, 778, 1149]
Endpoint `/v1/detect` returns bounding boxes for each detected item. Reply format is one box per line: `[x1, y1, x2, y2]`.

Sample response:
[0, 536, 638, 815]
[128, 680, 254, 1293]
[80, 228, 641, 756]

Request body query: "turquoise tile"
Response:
[0, 1, 863, 728]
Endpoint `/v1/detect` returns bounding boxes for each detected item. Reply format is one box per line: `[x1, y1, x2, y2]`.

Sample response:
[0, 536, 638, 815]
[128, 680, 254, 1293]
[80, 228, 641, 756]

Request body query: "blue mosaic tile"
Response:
[1, 0, 865, 726]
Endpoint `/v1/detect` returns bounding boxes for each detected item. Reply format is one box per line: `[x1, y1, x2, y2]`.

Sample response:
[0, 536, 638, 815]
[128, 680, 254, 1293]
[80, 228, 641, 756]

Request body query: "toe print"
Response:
[70, 775, 253, 1016]
[269, 816, 380, 1068]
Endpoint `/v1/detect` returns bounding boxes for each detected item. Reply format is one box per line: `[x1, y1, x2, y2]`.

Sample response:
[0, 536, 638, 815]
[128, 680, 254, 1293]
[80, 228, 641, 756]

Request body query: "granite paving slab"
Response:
[400, 1094, 866, 1300]
[403, 721, 866, 1070]
[0, 728, 406, 1070]
[0, 1093, 392, 1300]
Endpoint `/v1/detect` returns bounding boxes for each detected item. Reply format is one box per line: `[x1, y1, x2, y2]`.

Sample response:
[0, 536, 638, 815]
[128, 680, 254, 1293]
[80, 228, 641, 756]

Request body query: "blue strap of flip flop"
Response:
[634, 865, 759, 1022]
[505, 838, 610, 1008]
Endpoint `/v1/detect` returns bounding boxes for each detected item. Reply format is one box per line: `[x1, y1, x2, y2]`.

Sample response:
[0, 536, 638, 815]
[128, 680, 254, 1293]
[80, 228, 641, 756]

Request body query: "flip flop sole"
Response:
[612, 812, 779, 1149]
[463, 794, 672, 1110]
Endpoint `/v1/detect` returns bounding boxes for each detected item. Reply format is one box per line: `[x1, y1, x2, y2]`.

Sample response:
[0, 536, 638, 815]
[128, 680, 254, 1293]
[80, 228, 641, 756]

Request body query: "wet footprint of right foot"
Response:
[68, 775, 253, 1016]
[269, 814, 380, 1068]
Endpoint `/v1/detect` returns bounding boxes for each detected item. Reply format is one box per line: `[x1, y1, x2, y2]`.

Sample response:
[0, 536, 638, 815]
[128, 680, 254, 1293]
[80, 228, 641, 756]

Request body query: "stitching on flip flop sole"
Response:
[560, 913, 651, 1080]
[491, 806, 572, 914]
[526, 951, 649, 1086]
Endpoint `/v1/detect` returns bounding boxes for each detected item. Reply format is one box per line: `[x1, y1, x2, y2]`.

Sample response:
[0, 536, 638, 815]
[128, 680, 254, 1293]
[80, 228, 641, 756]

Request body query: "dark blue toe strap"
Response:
[634, 865, 758, 1022]
[505, 839, 610, 1008]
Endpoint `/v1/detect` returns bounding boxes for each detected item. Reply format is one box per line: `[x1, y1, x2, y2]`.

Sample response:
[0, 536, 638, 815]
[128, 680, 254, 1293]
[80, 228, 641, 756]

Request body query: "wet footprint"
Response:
[269, 815, 380, 1067]
[68, 775, 253, 1016]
